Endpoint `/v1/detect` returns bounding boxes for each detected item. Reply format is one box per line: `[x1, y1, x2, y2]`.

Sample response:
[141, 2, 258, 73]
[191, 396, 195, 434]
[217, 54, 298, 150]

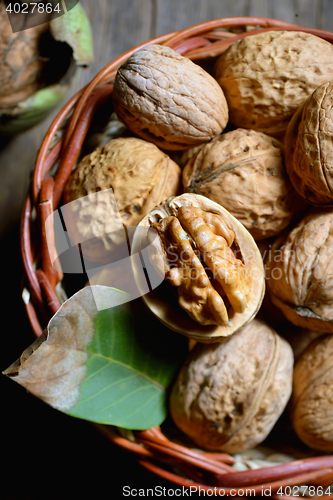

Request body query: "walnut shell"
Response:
[0, 4, 48, 107]
[285, 82, 333, 206]
[266, 208, 333, 332]
[292, 334, 333, 451]
[183, 128, 306, 240]
[113, 44, 228, 151]
[131, 193, 265, 342]
[63, 137, 181, 262]
[170, 319, 293, 453]
[215, 31, 333, 136]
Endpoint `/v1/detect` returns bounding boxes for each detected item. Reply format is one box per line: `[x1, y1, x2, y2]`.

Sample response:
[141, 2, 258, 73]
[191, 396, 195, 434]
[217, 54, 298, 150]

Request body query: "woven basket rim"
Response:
[20, 16, 333, 494]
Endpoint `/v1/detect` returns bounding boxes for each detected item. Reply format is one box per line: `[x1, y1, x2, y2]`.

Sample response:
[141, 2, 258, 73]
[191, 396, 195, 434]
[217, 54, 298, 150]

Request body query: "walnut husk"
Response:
[215, 31, 333, 136]
[131, 193, 265, 342]
[64, 137, 181, 262]
[183, 128, 306, 240]
[266, 208, 333, 332]
[170, 319, 293, 453]
[113, 44, 228, 150]
[0, 4, 48, 107]
[285, 82, 333, 206]
[292, 334, 333, 451]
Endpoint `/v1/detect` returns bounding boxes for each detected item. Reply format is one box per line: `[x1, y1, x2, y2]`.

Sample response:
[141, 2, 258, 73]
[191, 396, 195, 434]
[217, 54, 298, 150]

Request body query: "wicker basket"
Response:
[20, 17, 333, 498]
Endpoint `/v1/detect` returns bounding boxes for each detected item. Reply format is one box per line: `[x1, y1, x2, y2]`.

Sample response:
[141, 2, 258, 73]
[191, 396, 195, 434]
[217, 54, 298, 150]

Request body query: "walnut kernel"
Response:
[131, 193, 265, 342]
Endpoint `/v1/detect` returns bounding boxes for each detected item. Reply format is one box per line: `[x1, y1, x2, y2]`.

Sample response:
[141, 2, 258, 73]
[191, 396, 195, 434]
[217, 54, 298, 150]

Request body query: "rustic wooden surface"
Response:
[2, 1, 333, 498]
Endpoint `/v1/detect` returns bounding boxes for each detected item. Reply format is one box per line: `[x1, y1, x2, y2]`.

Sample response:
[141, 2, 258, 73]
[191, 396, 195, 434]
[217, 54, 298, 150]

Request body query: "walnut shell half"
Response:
[285, 82, 333, 206]
[131, 193, 265, 342]
[170, 319, 293, 453]
[113, 44, 228, 151]
[266, 208, 333, 332]
[292, 334, 333, 451]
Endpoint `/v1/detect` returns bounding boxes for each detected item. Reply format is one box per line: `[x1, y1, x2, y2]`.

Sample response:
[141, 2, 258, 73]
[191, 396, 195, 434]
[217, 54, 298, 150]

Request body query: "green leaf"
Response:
[3, 286, 187, 430]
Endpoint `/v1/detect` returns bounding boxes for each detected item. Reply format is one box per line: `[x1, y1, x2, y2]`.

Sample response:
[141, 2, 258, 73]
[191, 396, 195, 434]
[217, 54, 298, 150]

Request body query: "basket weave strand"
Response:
[20, 17, 333, 495]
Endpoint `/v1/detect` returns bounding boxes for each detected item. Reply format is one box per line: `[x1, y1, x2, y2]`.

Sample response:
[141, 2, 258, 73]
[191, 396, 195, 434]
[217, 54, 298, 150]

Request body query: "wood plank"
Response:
[294, 0, 320, 28]
[271, 0, 298, 24]
[318, 0, 333, 31]
[79, 0, 153, 77]
[247, 0, 272, 18]
[153, 0, 248, 38]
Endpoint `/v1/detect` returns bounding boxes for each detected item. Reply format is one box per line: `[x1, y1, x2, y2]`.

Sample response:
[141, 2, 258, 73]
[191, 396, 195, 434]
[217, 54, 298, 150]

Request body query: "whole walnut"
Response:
[113, 44, 228, 150]
[215, 31, 333, 136]
[170, 319, 293, 453]
[292, 334, 333, 451]
[0, 3, 48, 107]
[182, 128, 306, 240]
[131, 193, 265, 342]
[266, 208, 333, 332]
[64, 137, 181, 262]
[285, 82, 333, 206]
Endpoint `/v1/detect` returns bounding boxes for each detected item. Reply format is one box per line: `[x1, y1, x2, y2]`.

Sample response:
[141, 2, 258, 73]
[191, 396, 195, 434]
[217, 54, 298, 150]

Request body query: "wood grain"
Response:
[2, 2, 333, 498]
[0, 0, 332, 239]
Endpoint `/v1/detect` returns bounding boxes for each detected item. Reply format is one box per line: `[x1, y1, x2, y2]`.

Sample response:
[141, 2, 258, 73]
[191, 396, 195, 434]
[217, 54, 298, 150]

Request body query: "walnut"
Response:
[292, 334, 333, 451]
[64, 137, 181, 262]
[113, 44, 228, 151]
[215, 31, 333, 136]
[285, 82, 333, 206]
[183, 128, 306, 240]
[169, 319, 293, 453]
[266, 208, 333, 332]
[131, 193, 265, 342]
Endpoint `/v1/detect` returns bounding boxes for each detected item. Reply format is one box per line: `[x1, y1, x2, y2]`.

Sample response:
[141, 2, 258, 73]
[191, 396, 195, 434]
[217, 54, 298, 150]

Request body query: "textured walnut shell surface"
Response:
[292, 335, 333, 451]
[215, 31, 333, 136]
[285, 82, 333, 206]
[113, 44, 228, 151]
[266, 208, 333, 332]
[64, 137, 181, 262]
[131, 193, 265, 342]
[169, 319, 293, 453]
[183, 128, 306, 240]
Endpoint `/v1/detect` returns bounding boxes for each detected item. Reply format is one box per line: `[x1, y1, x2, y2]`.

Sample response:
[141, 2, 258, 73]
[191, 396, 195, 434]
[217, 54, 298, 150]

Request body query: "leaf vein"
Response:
[95, 384, 159, 414]
[75, 372, 137, 406]
[88, 353, 165, 390]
